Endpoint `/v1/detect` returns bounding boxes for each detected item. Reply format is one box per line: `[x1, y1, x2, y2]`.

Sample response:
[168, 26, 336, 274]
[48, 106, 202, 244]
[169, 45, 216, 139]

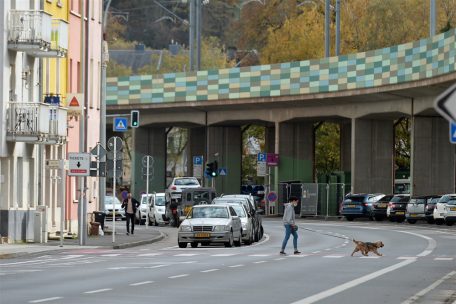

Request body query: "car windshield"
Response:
[141, 197, 150, 205]
[391, 196, 409, 203]
[175, 178, 199, 186]
[378, 195, 394, 202]
[429, 198, 440, 204]
[410, 198, 426, 204]
[105, 196, 121, 205]
[155, 196, 166, 206]
[345, 197, 365, 203]
[190, 207, 229, 219]
[447, 199, 456, 205]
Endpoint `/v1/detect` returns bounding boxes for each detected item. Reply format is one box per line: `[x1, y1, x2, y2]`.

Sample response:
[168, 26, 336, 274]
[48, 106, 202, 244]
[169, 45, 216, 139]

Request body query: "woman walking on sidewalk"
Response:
[280, 196, 301, 255]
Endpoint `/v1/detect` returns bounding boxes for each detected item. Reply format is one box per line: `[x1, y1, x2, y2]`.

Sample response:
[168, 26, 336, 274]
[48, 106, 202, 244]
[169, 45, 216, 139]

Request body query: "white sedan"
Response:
[444, 198, 456, 226]
[433, 194, 456, 224]
[178, 205, 242, 248]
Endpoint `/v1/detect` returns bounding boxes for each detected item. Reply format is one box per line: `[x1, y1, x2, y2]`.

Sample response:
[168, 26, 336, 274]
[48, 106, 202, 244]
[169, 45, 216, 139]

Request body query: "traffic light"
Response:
[131, 110, 139, 128]
[205, 161, 218, 178]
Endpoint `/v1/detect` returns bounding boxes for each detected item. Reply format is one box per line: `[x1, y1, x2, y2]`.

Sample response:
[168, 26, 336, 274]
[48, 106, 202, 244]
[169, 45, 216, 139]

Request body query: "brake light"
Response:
[363, 203, 368, 207]
[389, 202, 395, 208]
[171, 186, 177, 190]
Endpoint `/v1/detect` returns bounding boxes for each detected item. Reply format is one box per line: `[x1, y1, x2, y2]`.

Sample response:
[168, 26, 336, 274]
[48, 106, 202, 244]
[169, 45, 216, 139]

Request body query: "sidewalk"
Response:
[0, 223, 165, 259]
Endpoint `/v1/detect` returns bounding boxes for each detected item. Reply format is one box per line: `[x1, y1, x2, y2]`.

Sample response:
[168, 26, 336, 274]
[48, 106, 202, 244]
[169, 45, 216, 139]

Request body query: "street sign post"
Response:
[107, 136, 123, 243]
[68, 153, 90, 176]
[113, 117, 128, 132]
[142, 155, 154, 228]
[435, 83, 456, 123]
[450, 122, 456, 144]
[257, 152, 267, 177]
[219, 168, 227, 176]
[193, 155, 203, 178]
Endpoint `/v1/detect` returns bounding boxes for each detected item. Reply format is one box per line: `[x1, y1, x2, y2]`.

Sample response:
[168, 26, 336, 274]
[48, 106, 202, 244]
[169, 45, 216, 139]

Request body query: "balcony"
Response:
[6, 102, 67, 144]
[7, 10, 68, 58]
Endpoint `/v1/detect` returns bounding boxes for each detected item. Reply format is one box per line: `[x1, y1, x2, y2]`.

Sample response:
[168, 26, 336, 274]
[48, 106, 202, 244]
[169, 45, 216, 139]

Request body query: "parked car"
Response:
[425, 196, 442, 224]
[433, 194, 456, 225]
[104, 195, 125, 221]
[135, 194, 152, 225]
[386, 194, 411, 222]
[148, 193, 167, 226]
[406, 195, 440, 224]
[178, 188, 217, 222]
[213, 199, 255, 245]
[218, 194, 263, 241]
[166, 177, 201, 201]
[370, 195, 393, 221]
[443, 198, 456, 226]
[340, 193, 385, 221]
[178, 205, 242, 248]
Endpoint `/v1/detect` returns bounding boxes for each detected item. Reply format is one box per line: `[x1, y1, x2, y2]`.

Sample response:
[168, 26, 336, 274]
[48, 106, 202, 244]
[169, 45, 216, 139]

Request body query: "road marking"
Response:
[290, 259, 416, 304]
[359, 256, 380, 259]
[146, 264, 168, 269]
[60, 255, 85, 259]
[398, 257, 418, 260]
[288, 254, 308, 258]
[130, 281, 154, 286]
[434, 257, 454, 261]
[323, 255, 344, 258]
[396, 230, 436, 257]
[401, 271, 456, 304]
[29, 297, 63, 303]
[168, 274, 189, 279]
[248, 254, 270, 257]
[211, 253, 238, 257]
[174, 253, 199, 257]
[101, 254, 121, 257]
[201, 269, 219, 273]
[138, 253, 162, 257]
[274, 258, 287, 261]
[84, 288, 112, 294]
[312, 251, 321, 254]
[254, 261, 267, 264]
[228, 264, 244, 268]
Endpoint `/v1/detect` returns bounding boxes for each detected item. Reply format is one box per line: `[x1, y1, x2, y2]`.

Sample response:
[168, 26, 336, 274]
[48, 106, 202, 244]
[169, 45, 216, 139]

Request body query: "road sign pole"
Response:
[112, 140, 117, 244]
[60, 161, 66, 247]
[146, 157, 150, 228]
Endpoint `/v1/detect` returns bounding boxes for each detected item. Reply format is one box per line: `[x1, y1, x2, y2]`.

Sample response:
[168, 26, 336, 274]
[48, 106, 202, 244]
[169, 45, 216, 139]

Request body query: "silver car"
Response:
[166, 177, 201, 201]
[104, 196, 125, 221]
[178, 205, 242, 248]
[213, 199, 255, 245]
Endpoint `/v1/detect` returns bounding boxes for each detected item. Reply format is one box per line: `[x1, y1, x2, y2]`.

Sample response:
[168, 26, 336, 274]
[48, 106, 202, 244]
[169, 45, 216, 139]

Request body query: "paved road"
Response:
[1, 219, 455, 304]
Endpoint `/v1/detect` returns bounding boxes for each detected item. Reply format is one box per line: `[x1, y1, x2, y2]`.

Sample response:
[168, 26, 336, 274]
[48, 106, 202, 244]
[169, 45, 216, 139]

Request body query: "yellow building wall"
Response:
[43, 0, 69, 105]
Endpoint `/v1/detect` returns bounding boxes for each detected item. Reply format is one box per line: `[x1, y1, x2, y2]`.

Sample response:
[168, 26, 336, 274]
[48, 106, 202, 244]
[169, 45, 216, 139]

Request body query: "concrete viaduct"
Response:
[107, 29, 456, 201]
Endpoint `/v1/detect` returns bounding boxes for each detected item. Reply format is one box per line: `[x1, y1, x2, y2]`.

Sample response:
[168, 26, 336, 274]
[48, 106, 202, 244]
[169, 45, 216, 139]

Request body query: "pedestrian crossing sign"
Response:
[450, 122, 456, 144]
[114, 117, 128, 132]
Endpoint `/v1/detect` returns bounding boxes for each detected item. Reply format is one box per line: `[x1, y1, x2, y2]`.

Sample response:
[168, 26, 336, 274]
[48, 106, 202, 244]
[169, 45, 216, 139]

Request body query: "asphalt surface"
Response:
[1, 219, 455, 304]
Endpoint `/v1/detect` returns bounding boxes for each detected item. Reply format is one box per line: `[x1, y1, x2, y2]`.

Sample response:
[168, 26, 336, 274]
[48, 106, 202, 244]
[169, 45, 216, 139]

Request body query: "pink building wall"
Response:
[66, 0, 102, 231]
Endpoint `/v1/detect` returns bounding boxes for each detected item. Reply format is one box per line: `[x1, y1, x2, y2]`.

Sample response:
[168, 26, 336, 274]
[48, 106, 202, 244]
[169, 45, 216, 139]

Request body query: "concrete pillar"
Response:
[351, 118, 393, 194]
[131, 127, 166, 198]
[412, 117, 455, 195]
[278, 122, 314, 183]
[340, 121, 351, 172]
[187, 127, 206, 182]
[207, 126, 241, 195]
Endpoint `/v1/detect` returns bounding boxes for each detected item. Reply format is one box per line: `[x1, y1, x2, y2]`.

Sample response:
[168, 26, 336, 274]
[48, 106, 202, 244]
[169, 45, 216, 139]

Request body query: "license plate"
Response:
[195, 233, 210, 238]
[378, 203, 387, 208]
[410, 214, 418, 217]
[347, 205, 356, 208]
[396, 211, 405, 215]
[450, 207, 456, 211]
[171, 193, 181, 199]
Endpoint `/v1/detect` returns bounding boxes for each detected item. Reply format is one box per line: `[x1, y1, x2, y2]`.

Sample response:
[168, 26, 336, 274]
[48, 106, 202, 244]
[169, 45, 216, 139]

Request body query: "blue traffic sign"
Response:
[257, 152, 266, 162]
[193, 156, 203, 165]
[450, 122, 456, 144]
[113, 117, 128, 132]
[219, 168, 227, 176]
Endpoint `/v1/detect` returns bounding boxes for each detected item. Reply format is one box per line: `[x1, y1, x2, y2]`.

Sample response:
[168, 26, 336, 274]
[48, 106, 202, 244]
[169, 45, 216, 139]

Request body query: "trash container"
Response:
[90, 222, 100, 236]
[93, 211, 106, 231]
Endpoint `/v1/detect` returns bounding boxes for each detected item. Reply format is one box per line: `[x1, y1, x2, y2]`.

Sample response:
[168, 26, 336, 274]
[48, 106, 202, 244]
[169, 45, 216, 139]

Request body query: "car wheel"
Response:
[374, 216, 384, 221]
[244, 231, 253, 245]
[154, 215, 159, 226]
[225, 232, 234, 248]
[234, 230, 242, 247]
[178, 242, 187, 248]
[397, 218, 405, 223]
[426, 218, 435, 224]
[259, 225, 264, 239]
[435, 219, 444, 225]
[148, 215, 153, 226]
[135, 213, 140, 225]
[445, 220, 454, 226]
[201, 242, 210, 246]
[254, 227, 259, 242]
[191, 242, 198, 248]
[388, 217, 395, 222]
[407, 219, 417, 224]
[345, 216, 354, 221]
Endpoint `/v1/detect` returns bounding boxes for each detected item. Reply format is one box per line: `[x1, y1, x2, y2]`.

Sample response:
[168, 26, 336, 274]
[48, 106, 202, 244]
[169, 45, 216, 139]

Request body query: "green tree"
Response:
[241, 125, 265, 184]
[315, 123, 340, 177]
[107, 60, 133, 77]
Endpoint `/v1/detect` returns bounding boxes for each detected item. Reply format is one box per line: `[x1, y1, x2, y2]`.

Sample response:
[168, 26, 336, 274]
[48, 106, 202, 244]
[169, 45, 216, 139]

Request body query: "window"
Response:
[89, 59, 93, 108]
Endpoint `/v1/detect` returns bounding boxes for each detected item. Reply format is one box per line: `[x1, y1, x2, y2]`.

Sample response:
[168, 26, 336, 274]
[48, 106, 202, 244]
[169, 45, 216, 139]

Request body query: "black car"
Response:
[424, 196, 442, 224]
[370, 195, 394, 221]
[386, 195, 410, 222]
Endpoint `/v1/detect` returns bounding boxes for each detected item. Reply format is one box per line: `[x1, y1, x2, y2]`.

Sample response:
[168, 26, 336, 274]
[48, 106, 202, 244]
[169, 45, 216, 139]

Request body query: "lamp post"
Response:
[430, 0, 436, 36]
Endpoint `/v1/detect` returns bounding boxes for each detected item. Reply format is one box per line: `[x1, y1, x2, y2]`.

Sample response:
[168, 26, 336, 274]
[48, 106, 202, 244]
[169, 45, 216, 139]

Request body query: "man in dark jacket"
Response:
[122, 192, 140, 235]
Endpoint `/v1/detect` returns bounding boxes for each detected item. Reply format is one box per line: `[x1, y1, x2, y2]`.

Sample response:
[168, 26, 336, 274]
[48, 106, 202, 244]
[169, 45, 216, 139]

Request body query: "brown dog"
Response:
[351, 239, 384, 256]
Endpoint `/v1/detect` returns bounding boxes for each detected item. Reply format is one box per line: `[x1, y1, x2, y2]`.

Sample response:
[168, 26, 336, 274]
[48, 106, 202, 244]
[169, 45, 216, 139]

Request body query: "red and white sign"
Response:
[66, 93, 83, 115]
[68, 153, 90, 176]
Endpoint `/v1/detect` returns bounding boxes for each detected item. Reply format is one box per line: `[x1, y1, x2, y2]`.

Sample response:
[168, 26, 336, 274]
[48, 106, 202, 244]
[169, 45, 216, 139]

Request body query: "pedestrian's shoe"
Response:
[131, 231, 134, 235]
[126, 232, 129, 235]
[294, 250, 301, 255]
[280, 251, 286, 255]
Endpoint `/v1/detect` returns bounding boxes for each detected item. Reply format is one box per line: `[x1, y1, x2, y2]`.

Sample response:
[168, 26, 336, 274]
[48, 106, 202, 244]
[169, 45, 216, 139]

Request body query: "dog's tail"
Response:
[352, 238, 360, 244]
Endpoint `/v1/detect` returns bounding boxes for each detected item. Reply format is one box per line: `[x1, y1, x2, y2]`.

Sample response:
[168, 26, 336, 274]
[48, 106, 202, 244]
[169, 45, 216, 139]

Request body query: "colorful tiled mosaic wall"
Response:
[107, 29, 456, 106]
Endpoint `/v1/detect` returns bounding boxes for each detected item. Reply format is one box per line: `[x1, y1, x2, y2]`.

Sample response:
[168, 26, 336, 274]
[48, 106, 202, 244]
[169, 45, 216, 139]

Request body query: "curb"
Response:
[113, 232, 166, 249]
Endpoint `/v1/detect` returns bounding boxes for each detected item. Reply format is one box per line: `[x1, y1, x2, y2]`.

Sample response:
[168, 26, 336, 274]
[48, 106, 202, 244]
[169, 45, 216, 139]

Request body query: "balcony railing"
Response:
[8, 10, 52, 53]
[6, 102, 67, 144]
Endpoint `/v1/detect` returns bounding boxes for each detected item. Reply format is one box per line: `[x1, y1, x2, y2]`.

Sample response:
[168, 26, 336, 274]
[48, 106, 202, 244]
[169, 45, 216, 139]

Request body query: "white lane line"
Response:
[288, 254, 308, 258]
[323, 255, 344, 258]
[434, 257, 454, 261]
[138, 253, 162, 257]
[324, 248, 332, 251]
[60, 255, 85, 259]
[290, 259, 416, 304]
[359, 256, 380, 259]
[397, 257, 418, 260]
[174, 254, 199, 257]
[130, 281, 154, 286]
[228, 264, 244, 268]
[312, 251, 321, 254]
[146, 265, 168, 269]
[211, 254, 237, 257]
[396, 230, 436, 257]
[254, 261, 267, 264]
[201, 269, 219, 273]
[274, 258, 287, 261]
[29, 297, 63, 303]
[401, 271, 456, 304]
[169, 274, 189, 279]
[84, 288, 112, 294]
[249, 254, 270, 257]
[101, 254, 121, 257]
